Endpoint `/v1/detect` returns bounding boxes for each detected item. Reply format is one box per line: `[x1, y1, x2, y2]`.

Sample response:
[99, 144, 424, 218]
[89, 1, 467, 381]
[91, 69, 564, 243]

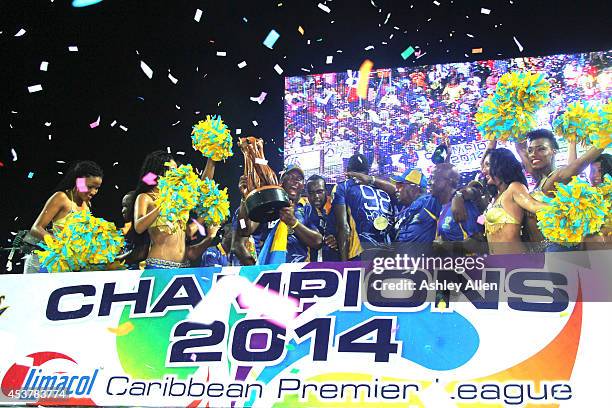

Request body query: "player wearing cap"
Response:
[332, 154, 394, 261]
[238, 164, 323, 264]
[394, 163, 459, 243]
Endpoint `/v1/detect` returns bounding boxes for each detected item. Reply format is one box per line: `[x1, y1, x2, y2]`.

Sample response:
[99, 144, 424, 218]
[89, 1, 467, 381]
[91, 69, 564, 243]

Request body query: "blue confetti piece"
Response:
[27, 172, 34, 179]
[263, 29, 280, 49]
[72, 0, 104, 7]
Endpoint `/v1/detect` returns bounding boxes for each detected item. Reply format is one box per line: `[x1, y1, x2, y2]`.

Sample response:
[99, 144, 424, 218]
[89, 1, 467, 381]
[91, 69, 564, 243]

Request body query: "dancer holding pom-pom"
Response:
[131, 151, 221, 269]
[24, 161, 104, 273]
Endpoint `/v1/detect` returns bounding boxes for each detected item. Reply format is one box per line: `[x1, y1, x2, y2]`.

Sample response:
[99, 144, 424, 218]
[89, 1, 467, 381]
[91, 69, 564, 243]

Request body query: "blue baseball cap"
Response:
[391, 169, 428, 189]
[280, 163, 305, 180]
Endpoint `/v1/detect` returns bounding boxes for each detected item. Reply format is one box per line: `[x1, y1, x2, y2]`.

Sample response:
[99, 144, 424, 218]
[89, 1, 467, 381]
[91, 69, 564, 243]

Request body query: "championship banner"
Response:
[1, 252, 611, 407]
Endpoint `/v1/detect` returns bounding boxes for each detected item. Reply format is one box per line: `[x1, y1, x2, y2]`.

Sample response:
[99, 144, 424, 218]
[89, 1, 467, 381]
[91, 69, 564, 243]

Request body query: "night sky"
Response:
[1, 0, 610, 267]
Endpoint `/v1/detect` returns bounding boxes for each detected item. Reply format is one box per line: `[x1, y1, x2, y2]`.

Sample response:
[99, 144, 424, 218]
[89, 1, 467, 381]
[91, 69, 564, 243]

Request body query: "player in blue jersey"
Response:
[201, 224, 233, 267]
[332, 154, 394, 261]
[305, 174, 340, 262]
[238, 165, 322, 264]
[394, 163, 459, 243]
[438, 180, 486, 242]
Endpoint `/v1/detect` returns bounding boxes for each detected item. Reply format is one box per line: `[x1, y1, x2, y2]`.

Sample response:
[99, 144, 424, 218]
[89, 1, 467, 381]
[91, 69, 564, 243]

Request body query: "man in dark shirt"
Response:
[305, 174, 339, 261]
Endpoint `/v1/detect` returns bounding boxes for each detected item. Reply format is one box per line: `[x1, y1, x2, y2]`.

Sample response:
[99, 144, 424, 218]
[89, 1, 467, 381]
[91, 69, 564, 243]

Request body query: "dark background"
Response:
[1, 0, 610, 268]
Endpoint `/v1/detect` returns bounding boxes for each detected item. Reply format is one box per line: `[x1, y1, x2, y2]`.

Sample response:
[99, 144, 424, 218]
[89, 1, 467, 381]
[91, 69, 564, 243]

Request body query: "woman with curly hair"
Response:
[484, 148, 548, 254]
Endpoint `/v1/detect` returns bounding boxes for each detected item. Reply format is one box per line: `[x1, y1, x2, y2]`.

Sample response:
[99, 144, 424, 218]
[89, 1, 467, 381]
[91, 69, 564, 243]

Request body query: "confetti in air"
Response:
[513, 36, 524, 52]
[263, 29, 280, 49]
[237, 61, 247, 68]
[28, 84, 43, 93]
[401, 46, 415, 60]
[357, 59, 374, 99]
[140, 60, 153, 78]
[40, 61, 48, 71]
[317, 3, 331, 13]
[89, 116, 100, 128]
[194, 8, 203, 22]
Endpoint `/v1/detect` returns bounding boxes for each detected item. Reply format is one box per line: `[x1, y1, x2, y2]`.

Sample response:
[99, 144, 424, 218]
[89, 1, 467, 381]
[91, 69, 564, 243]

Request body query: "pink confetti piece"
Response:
[89, 116, 100, 128]
[477, 214, 485, 225]
[191, 218, 206, 236]
[249, 91, 268, 104]
[142, 172, 158, 186]
[76, 177, 88, 192]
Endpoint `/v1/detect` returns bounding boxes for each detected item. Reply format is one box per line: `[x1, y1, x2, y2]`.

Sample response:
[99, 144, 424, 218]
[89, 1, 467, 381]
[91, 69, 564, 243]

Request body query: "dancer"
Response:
[24, 161, 104, 273]
[484, 148, 548, 254]
[515, 129, 606, 245]
[131, 150, 219, 269]
[585, 153, 612, 249]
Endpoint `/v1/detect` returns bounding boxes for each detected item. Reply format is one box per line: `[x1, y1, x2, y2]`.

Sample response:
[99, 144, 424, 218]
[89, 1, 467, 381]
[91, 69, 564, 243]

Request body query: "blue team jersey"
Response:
[305, 204, 340, 262]
[437, 200, 484, 241]
[394, 194, 441, 243]
[259, 200, 320, 263]
[201, 245, 229, 267]
[331, 179, 393, 250]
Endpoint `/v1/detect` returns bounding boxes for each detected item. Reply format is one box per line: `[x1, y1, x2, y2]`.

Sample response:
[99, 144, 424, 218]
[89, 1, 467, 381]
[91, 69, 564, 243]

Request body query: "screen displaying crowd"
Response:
[284, 50, 612, 183]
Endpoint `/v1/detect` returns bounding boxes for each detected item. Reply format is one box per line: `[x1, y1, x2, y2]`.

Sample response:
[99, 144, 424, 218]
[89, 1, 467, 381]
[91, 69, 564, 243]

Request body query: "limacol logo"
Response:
[1, 351, 98, 398]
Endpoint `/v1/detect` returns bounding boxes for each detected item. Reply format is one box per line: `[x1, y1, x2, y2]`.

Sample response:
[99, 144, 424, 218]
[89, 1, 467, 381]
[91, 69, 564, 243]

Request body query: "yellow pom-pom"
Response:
[155, 164, 202, 234]
[475, 71, 550, 143]
[36, 210, 125, 272]
[553, 101, 600, 144]
[589, 99, 612, 149]
[192, 115, 233, 161]
[196, 178, 230, 226]
[537, 176, 610, 246]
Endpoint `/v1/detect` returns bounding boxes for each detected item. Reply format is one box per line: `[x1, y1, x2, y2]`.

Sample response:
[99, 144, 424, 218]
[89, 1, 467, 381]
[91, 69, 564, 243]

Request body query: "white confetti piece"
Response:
[274, 64, 283, 75]
[115, 185, 119, 190]
[48, 134, 52, 140]
[171, 120, 181, 126]
[119, 125, 128, 131]
[194, 8, 203, 22]
[140, 60, 153, 78]
[113, 161, 119, 166]
[216, 51, 227, 57]
[326, 55, 333, 64]
[56, 160, 65, 163]
[40, 61, 48, 71]
[239, 219, 246, 229]
[513, 36, 524, 52]
[236, 128, 242, 135]
[364, 45, 374, 50]
[237, 61, 247, 69]
[384, 12, 391, 24]
[14, 28, 26, 37]
[110, 120, 117, 127]
[68, 45, 79, 52]
[176, 151, 185, 155]
[168, 72, 178, 84]
[11, 149, 17, 161]
[481, 7, 491, 14]
[434, 0, 440, 4]
[250, 91, 268, 104]
[300, 67, 311, 72]
[28, 84, 42, 93]
[252, 120, 258, 126]
[466, 33, 474, 38]
[317, 3, 331, 13]
[167, 147, 172, 153]
[255, 158, 268, 165]
[175, 104, 181, 109]
[44, 122, 51, 126]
